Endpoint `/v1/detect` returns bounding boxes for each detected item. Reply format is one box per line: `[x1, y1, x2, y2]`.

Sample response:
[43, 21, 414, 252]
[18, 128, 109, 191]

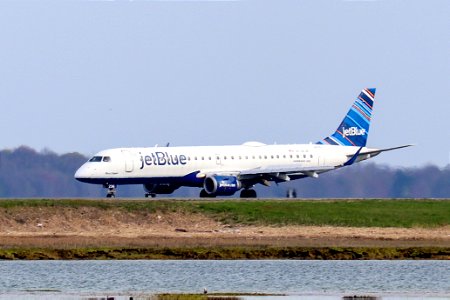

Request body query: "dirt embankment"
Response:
[1, 206, 449, 249]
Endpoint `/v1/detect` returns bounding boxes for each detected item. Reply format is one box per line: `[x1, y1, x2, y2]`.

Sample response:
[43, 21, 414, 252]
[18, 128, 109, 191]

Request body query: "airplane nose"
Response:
[74, 168, 82, 180]
[74, 164, 93, 182]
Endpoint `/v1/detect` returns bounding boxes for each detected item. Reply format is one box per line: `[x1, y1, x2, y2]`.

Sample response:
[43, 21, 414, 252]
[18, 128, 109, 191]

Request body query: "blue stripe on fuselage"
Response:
[75, 171, 204, 187]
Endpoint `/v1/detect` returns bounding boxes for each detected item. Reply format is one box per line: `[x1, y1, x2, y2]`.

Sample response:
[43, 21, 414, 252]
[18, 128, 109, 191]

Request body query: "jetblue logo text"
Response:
[140, 152, 187, 169]
[219, 182, 237, 188]
[342, 127, 366, 138]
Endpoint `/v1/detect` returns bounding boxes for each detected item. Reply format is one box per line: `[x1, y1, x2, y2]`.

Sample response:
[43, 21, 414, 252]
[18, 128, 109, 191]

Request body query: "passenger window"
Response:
[102, 156, 111, 162]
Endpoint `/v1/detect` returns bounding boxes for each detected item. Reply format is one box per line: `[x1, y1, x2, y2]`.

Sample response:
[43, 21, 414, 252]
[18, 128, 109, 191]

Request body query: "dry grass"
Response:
[1, 206, 449, 249]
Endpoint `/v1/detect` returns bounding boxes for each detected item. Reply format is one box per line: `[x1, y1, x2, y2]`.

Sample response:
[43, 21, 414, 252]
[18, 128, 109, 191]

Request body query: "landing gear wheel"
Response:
[240, 189, 257, 198]
[145, 193, 156, 198]
[105, 184, 117, 198]
[200, 189, 216, 198]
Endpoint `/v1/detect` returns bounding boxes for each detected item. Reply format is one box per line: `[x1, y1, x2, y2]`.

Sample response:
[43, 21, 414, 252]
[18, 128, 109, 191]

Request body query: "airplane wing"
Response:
[196, 165, 336, 185]
[238, 165, 335, 179]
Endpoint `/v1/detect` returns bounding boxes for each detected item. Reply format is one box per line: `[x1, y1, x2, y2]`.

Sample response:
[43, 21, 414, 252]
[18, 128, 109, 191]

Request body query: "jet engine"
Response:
[203, 175, 241, 196]
[143, 183, 179, 195]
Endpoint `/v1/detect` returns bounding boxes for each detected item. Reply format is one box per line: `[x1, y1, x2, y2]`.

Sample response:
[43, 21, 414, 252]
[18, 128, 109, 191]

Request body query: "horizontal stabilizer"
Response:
[348, 144, 414, 159]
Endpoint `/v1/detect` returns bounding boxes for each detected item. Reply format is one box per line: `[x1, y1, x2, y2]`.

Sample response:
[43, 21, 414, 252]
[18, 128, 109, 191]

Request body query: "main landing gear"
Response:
[198, 189, 257, 198]
[240, 189, 257, 198]
[145, 193, 156, 198]
[104, 184, 117, 198]
[199, 189, 216, 198]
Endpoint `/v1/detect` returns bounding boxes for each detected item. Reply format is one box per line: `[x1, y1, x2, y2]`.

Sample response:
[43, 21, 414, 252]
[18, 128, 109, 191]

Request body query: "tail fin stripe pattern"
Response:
[322, 138, 332, 145]
[336, 129, 357, 146]
[345, 114, 366, 133]
[355, 100, 372, 117]
[365, 88, 375, 99]
[316, 88, 376, 147]
[322, 137, 338, 145]
[352, 104, 371, 121]
[326, 137, 340, 146]
[347, 107, 369, 127]
[355, 98, 372, 116]
[360, 90, 375, 107]
[358, 95, 373, 110]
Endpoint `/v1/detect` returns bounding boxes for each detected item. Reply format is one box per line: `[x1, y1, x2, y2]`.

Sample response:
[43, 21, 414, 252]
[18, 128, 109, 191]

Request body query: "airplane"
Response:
[74, 88, 412, 198]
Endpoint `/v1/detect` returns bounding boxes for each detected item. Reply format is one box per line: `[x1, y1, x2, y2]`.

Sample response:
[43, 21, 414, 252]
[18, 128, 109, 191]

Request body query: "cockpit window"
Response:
[102, 156, 111, 162]
[89, 156, 103, 162]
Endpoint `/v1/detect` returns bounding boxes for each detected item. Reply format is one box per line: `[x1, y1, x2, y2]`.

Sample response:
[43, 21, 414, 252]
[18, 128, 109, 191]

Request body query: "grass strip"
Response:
[0, 198, 194, 213]
[2, 198, 448, 228]
[194, 199, 450, 227]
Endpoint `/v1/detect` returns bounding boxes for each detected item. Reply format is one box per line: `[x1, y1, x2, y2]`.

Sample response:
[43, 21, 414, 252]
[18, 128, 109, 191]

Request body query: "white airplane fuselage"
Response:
[75, 143, 374, 187]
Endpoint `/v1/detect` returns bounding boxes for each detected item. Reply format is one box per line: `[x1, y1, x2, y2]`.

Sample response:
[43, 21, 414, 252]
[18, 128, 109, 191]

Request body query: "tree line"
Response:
[0, 146, 449, 198]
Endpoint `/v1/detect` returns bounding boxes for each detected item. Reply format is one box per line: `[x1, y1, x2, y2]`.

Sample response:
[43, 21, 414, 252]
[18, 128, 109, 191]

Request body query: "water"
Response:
[0, 260, 448, 299]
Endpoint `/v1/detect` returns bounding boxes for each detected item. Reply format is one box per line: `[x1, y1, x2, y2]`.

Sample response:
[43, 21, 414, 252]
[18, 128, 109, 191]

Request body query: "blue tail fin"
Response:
[317, 88, 376, 147]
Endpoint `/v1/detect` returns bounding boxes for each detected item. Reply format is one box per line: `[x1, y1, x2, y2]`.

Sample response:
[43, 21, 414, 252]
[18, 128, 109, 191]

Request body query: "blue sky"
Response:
[1, 0, 449, 167]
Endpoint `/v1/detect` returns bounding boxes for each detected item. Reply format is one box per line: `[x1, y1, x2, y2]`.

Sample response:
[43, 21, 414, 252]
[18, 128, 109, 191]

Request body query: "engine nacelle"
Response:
[143, 183, 179, 195]
[204, 175, 241, 196]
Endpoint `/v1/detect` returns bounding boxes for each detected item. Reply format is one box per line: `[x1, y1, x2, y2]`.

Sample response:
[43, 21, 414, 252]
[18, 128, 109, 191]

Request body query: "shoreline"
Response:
[2, 230, 449, 259]
[1, 245, 449, 260]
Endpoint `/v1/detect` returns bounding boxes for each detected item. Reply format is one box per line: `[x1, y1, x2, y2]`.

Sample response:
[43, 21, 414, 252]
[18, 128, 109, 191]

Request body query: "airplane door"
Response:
[318, 156, 326, 166]
[122, 150, 134, 172]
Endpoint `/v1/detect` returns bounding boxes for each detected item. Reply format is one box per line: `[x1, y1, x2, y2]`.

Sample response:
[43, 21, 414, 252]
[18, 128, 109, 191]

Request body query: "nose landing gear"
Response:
[104, 184, 117, 198]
